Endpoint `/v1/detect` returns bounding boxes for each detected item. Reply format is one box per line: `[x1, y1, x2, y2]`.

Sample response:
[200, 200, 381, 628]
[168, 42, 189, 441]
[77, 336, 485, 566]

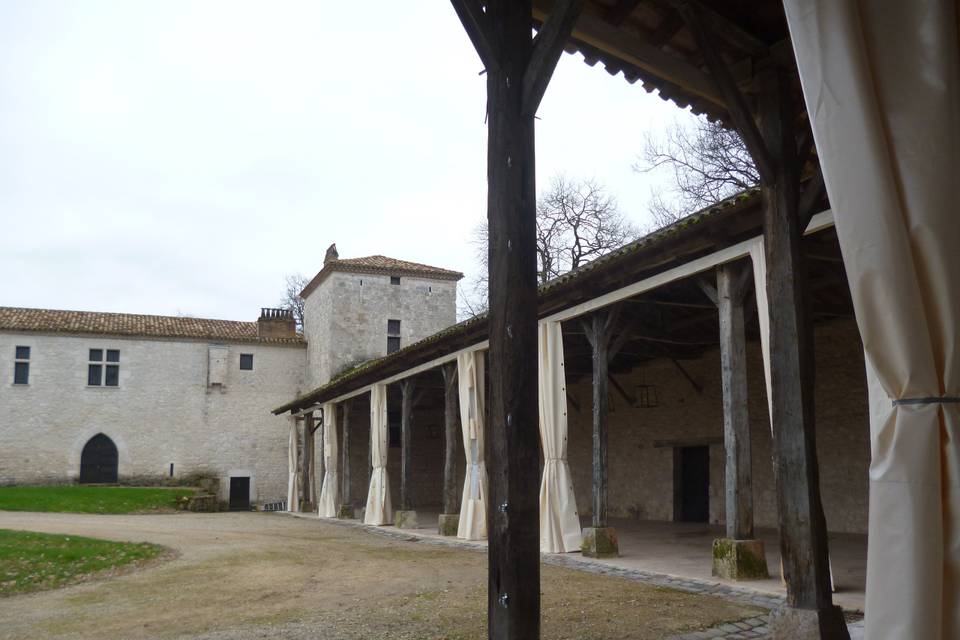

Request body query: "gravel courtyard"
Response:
[0, 511, 762, 639]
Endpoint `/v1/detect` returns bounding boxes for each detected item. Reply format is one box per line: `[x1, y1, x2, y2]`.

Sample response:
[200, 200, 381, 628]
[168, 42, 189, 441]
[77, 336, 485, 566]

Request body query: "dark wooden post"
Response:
[306, 411, 319, 509]
[450, 0, 582, 635]
[439, 362, 460, 536]
[678, 5, 846, 634]
[581, 307, 627, 557]
[396, 379, 418, 528]
[701, 264, 768, 580]
[338, 402, 354, 519]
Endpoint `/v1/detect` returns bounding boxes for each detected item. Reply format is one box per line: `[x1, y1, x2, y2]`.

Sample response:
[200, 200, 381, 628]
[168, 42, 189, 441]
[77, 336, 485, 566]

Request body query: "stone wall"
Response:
[0, 332, 306, 504]
[303, 271, 457, 388]
[564, 317, 870, 534]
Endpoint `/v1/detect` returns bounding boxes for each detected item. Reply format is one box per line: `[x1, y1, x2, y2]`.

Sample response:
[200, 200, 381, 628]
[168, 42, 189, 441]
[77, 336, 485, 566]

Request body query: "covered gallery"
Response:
[280, 0, 958, 638]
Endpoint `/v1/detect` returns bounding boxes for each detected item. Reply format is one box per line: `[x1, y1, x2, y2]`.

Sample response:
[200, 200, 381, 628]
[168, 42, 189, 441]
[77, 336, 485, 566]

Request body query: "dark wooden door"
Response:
[229, 477, 250, 510]
[677, 446, 710, 522]
[79, 434, 118, 483]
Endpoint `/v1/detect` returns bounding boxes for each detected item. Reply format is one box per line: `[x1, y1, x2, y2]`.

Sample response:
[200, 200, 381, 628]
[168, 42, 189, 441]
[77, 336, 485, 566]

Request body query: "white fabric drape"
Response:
[287, 418, 300, 512]
[317, 403, 339, 518]
[364, 384, 393, 525]
[457, 350, 488, 540]
[538, 322, 582, 553]
[784, 2, 959, 637]
[747, 238, 773, 424]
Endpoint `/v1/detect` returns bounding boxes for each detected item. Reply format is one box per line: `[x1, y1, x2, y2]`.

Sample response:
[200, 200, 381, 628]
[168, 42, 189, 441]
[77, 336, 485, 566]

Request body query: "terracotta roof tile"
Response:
[0, 307, 305, 345]
[301, 255, 463, 298]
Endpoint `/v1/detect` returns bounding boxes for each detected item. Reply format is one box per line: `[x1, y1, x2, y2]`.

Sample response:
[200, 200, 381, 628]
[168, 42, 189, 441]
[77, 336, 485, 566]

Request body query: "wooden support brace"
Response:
[449, 0, 497, 70]
[523, 0, 585, 114]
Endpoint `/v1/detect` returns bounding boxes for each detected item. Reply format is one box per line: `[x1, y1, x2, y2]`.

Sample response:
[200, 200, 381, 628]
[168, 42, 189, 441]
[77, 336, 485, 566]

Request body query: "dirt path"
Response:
[0, 511, 760, 639]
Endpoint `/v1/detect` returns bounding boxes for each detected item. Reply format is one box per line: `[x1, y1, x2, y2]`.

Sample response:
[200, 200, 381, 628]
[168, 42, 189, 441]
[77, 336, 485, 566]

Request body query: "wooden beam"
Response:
[304, 412, 317, 506]
[524, 0, 585, 115]
[717, 263, 753, 539]
[676, 2, 774, 182]
[607, 372, 636, 406]
[533, 1, 725, 108]
[399, 378, 415, 511]
[583, 308, 619, 528]
[659, 0, 768, 55]
[669, 357, 703, 395]
[441, 362, 460, 515]
[798, 165, 825, 232]
[606, 0, 642, 26]
[450, 0, 497, 69]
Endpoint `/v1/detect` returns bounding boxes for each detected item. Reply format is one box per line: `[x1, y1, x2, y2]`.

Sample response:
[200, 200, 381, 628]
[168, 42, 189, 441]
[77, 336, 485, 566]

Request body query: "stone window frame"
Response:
[13, 345, 30, 385]
[87, 348, 120, 387]
[239, 353, 254, 371]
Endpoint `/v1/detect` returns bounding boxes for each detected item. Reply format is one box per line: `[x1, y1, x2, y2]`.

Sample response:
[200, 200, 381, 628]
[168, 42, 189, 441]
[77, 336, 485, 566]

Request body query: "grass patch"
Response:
[0, 529, 166, 596]
[0, 486, 196, 514]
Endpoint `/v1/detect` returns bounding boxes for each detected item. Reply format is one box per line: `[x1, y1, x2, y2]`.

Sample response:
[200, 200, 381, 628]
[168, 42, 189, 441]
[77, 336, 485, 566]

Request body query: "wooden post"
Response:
[399, 379, 415, 513]
[439, 363, 460, 535]
[450, 1, 583, 635]
[338, 402, 354, 519]
[580, 306, 627, 557]
[307, 411, 320, 507]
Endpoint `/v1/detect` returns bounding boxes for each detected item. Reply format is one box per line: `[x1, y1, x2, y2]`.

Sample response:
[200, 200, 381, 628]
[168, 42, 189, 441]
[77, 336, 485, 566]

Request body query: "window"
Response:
[239, 353, 254, 370]
[390, 276, 401, 285]
[13, 346, 30, 385]
[387, 319, 401, 354]
[88, 348, 119, 386]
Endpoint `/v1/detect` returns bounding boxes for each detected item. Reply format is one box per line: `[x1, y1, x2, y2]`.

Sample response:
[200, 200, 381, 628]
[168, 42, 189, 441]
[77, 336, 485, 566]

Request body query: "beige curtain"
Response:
[317, 403, 339, 518]
[784, 2, 960, 637]
[538, 322, 582, 553]
[364, 384, 393, 525]
[287, 418, 300, 512]
[747, 239, 773, 422]
[457, 350, 488, 540]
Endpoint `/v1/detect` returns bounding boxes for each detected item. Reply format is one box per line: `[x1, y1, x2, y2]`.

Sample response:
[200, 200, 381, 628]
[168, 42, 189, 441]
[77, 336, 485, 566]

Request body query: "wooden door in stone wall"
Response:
[79, 434, 118, 484]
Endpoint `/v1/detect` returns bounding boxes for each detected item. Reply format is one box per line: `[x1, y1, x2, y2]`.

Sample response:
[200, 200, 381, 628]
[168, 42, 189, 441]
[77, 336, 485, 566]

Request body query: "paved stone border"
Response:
[282, 513, 864, 640]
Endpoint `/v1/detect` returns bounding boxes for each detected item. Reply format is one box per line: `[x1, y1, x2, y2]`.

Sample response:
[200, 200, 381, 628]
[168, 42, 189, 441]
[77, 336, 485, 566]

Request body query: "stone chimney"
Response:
[258, 308, 296, 339]
[324, 243, 339, 265]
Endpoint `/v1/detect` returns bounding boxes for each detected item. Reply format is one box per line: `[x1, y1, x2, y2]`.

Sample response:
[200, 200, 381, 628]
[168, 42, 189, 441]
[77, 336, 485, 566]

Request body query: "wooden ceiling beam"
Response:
[606, 0, 643, 26]
[660, 0, 768, 55]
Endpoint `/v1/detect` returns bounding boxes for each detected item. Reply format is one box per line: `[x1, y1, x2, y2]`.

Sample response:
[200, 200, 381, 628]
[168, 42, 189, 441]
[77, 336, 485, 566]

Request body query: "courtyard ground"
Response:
[0, 486, 196, 514]
[0, 511, 762, 640]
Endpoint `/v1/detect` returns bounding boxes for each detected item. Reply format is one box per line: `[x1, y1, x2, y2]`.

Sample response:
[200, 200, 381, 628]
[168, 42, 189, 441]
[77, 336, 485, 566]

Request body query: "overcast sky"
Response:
[0, 1, 700, 321]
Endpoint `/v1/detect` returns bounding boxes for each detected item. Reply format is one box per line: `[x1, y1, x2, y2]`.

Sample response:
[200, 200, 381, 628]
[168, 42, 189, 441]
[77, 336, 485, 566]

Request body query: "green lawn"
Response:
[0, 529, 166, 596]
[0, 486, 197, 514]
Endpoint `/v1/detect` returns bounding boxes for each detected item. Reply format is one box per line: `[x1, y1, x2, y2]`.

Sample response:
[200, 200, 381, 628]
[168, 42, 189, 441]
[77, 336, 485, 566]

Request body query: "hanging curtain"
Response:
[287, 418, 300, 512]
[364, 384, 393, 525]
[457, 350, 488, 540]
[537, 322, 581, 553]
[747, 238, 773, 423]
[317, 403, 339, 518]
[784, 2, 959, 637]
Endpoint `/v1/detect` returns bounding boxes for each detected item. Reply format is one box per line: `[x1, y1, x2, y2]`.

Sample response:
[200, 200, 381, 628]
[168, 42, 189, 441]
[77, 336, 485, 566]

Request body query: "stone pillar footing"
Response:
[712, 538, 769, 580]
[581, 526, 619, 558]
[395, 510, 419, 529]
[336, 504, 355, 519]
[438, 513, 459, 536]
[769, 605, 849, 640]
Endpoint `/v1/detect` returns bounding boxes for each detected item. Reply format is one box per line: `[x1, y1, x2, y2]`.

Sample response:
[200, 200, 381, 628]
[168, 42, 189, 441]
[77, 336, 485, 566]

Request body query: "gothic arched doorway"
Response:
[79, 434, 118, 483]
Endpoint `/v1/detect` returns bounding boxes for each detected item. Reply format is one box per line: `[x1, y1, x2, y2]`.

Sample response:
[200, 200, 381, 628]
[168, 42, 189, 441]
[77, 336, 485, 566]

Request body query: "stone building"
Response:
[0, 249, 463, 507]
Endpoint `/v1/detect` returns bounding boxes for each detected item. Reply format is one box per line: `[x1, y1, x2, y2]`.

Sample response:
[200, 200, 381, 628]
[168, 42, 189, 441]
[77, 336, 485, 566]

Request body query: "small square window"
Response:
[88, 364, 102, 386]
[387, 319, 400, 335]
[104, 365, 119, 386]
[15, 346, 30, 360]
[239, 354, 254, 370]
[106, 349, 120, 362]
[387, 336, 400, 354]
[390, 276, 401, 285]
[89, 349, 103, 362]
[14, 362, 29, 385]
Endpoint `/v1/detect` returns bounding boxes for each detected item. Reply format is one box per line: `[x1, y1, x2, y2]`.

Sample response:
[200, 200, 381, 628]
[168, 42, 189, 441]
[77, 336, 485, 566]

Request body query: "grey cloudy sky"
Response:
[0, 1, 699, 321]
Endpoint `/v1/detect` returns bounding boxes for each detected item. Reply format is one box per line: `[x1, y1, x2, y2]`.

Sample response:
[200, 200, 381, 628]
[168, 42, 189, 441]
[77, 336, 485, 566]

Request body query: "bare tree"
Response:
[460, 175, 638, 318]
[636, 118, 758, 228]
[280, 273, 309, 331]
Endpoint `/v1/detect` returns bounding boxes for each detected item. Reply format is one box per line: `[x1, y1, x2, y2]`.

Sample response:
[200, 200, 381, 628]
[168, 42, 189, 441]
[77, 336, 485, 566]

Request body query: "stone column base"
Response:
[395, 510, 419, 529]
[337, 504, 355, 519]
[581, 527, 619, 558]
[712, 538, 769, 580]
[769, 605, 849, 640]
[438, 513, 459, 536]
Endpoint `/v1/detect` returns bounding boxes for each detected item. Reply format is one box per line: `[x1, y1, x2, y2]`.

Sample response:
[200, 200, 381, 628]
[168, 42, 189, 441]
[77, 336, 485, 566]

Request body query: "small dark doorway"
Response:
[229, 476, 250, 511]
[79, 434, 118, 483]
[675, 446, 710, 522]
